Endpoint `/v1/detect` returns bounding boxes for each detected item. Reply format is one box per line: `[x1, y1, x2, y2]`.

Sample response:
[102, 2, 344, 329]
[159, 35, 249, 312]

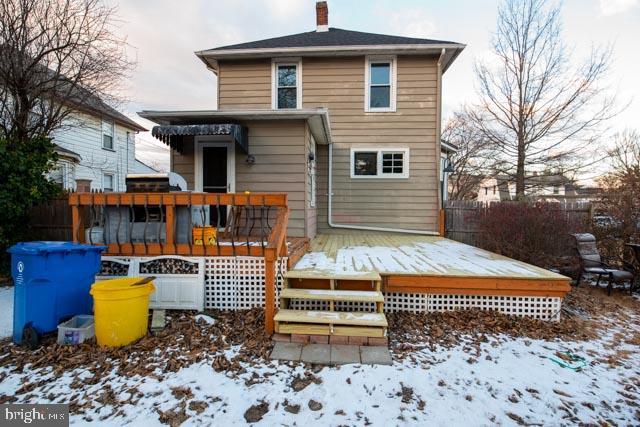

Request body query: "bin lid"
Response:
[8, 241, 107, 255]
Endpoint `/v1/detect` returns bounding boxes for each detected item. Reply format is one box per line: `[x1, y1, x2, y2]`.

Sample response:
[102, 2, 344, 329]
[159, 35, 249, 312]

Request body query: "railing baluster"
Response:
[187, 200, 193, 256]
[260, 195, 266, 256]
[143, 194, 149, 255]
[158, 196, 164, 251]
[116, 195, 122, 254]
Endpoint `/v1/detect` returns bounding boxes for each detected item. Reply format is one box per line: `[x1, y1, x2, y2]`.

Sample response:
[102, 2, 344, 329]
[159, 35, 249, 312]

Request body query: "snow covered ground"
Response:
[0, 285, 638, 425]
[0, 286, 13, 338]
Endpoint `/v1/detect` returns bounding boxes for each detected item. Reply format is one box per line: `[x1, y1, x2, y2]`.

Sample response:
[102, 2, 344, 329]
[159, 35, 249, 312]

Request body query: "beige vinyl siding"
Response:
[169, 121, 308, 237]
[303, 55, 439, 233]
[218, 59, 272, 109]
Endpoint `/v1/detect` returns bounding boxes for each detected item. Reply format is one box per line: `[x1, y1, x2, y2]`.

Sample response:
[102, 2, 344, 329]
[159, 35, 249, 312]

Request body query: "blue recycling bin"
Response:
[8, 241, 106, 346]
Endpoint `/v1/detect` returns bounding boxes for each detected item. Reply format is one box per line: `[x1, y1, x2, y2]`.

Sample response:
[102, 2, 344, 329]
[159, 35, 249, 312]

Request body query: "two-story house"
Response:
[140, 1, 464, 239]
[50, 97, 146, 192]
[73, 1, 569, 337]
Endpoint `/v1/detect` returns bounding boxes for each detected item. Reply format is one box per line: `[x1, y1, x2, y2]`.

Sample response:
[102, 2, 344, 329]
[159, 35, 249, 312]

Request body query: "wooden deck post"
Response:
[165, 202, 176, 253]
[264, 248, 276, 334]
[439, 208, 445, 237]
[71, 195, 84, 243]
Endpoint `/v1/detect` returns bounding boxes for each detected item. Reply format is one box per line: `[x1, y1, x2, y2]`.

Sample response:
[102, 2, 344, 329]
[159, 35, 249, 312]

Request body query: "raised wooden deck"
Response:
[289, 234, 571, 298]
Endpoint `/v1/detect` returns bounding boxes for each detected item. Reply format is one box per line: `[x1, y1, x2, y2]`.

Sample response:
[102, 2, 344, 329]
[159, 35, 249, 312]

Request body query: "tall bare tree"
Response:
[0, 0, 133, 141]
[442, 110, 497, 200]
[470, 0, 617, 199]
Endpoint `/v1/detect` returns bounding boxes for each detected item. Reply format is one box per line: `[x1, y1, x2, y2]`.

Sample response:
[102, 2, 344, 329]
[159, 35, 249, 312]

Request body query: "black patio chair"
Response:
[571, 233, 636, 296]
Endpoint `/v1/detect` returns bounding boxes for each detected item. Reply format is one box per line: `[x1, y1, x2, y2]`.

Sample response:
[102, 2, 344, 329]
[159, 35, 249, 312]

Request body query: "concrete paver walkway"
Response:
[270, 343, 392, 365]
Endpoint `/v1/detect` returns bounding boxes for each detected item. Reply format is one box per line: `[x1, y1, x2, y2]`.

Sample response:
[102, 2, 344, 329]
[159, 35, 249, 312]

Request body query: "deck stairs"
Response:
[274, 270, 388, 338]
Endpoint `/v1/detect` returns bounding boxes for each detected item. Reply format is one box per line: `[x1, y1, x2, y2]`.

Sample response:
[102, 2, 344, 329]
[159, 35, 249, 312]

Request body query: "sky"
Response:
[117, 0, 640, 178]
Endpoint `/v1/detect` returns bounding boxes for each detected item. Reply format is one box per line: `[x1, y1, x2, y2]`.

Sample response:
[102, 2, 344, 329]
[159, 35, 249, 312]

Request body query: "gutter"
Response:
[327, 143, 440, 236]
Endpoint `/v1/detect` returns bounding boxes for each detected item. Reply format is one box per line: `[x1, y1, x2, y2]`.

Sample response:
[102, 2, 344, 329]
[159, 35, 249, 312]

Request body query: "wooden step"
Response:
[280, 288, 384, 302]
[274, 309, 388, 327]
[276, 323, 386, 337]
[284, 270, 381, 281]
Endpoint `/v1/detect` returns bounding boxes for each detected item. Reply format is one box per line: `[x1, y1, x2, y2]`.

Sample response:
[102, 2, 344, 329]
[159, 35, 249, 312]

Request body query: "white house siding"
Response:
[51, 112, 137, 191]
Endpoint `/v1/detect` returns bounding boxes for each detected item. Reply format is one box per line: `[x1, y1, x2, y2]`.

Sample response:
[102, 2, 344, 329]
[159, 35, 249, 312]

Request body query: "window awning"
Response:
[151, 124, 248, 153]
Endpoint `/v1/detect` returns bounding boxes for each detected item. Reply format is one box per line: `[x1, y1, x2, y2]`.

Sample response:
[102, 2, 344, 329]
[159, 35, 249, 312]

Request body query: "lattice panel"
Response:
[427, 294, 562, 321]
[384, 292, 428, 313]
[205, 257, 287, 310]
[287, 300, 376, 312]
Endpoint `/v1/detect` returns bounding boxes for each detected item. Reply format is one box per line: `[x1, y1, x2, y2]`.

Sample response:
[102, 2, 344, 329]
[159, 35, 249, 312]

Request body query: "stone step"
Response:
[280, 288, 384, 303]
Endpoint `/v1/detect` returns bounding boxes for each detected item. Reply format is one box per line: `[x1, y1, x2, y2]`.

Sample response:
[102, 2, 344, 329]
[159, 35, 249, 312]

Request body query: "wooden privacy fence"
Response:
[444, 200, 593, 246]
[28, 194, 89, 241]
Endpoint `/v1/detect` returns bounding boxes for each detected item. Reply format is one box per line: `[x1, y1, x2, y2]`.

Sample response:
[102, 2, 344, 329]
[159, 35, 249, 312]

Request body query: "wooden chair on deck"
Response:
[572, 233, 636, 295]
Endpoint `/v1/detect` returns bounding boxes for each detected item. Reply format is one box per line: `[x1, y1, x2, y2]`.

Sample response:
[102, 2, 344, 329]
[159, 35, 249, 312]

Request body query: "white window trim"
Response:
[193, 136, 236, 193]
[350, 147, 410, 179]
[102, 120, 115, 151]
[103, 172, 115, 191]
[364, 55, 397, 113]
[271, 58, 302, 109]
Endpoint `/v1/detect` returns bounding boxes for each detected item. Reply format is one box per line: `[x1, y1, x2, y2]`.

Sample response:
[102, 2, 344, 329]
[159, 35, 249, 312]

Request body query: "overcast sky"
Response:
[120, 0, 640, 178]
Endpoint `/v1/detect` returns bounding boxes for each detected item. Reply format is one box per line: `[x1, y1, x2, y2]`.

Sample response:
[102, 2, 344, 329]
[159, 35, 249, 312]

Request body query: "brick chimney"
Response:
[316, 1, 328, 32]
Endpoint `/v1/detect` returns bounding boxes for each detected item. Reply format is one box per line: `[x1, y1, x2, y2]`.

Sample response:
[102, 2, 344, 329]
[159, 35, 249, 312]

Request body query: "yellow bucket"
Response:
[90, 277, 155, 347]
[193, 226, 217, 245]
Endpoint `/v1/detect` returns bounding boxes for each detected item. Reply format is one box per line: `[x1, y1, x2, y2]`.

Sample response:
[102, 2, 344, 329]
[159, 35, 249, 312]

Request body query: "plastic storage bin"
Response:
[57, 315, 95, 345]
[90, 277, 155, 347]
[8, 241, 106, 347]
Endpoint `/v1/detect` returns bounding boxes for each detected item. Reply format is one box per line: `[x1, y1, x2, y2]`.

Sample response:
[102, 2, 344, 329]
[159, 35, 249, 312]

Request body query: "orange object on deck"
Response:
[193, 226, 217, 245]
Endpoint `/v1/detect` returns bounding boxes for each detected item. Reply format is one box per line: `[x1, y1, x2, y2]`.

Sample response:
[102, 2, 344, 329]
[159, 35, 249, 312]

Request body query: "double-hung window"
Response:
[103, 173, 114, 192]
[350, 148, 409, 178]
[272, 60, 301, 109]
[102, 120, 115, 150]
[365, 56, 396, 112]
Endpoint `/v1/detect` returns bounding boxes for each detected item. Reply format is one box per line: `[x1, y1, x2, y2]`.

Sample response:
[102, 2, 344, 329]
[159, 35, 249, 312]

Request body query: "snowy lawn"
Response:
[0, 285, 638, 426]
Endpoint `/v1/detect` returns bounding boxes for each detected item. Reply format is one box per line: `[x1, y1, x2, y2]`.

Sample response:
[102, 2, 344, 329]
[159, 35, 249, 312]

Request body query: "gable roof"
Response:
[211, 28, 460, 51]
[197, 28, 465, 72]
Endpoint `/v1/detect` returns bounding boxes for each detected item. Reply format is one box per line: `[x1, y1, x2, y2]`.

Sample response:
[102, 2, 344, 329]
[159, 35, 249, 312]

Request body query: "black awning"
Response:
[151, 124, 248, 153]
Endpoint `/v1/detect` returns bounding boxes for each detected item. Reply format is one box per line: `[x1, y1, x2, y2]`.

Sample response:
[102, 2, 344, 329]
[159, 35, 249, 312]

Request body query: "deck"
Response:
[289, 234, 570, 297]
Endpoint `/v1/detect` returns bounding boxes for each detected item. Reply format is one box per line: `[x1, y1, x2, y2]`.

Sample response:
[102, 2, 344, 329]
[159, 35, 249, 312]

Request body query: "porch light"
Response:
[443, 160, 455, 173]
[246, 154, 256, 165]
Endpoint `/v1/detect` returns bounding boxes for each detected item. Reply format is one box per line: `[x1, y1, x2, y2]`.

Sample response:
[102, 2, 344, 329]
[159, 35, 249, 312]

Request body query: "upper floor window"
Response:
[365, 56, 396, 112]
[272, 60, 302, 109]
[102, 120, 115, 150]
[350, 148, 409, 179]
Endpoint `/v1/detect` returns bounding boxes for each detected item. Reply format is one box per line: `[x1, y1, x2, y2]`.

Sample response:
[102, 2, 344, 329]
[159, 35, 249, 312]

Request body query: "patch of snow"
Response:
[0, 286, 13, 338]
[294, 239, 559, 278]
[194, 314, 215, 325]
[0, 322, 638, 425]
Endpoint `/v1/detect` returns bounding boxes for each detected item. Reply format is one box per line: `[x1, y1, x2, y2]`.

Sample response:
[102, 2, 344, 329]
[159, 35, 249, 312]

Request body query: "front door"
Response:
[202, 146, 228, 227]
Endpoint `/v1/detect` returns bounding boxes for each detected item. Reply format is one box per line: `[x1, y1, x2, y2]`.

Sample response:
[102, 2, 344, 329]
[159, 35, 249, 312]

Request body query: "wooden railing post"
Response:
[264, 248, 276, 334]
[70, 193, 85, 243]
[166, 195, 176, 253]
[439, 208, 445, 237]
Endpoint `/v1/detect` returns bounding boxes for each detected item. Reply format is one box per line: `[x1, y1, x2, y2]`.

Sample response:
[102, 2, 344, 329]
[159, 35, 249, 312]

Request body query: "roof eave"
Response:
[196, 43, 466, 71]
[138, 108, 332, 144]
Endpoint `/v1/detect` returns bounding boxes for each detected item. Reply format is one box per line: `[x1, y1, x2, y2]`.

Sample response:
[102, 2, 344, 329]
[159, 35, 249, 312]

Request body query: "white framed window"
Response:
[103, 173, 114, 192]
[272, 59, 302, 109]
[102, 120, 115, 150]
[350, 148, 409, 179]
[364, 56, 397, 112]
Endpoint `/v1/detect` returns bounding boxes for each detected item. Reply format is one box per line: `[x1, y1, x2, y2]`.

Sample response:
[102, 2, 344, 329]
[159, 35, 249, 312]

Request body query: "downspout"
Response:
[436, 48, 445, 210]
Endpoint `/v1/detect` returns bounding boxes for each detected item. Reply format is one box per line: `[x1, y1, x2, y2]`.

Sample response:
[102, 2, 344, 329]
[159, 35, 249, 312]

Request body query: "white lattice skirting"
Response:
[98, 256, 563, 321]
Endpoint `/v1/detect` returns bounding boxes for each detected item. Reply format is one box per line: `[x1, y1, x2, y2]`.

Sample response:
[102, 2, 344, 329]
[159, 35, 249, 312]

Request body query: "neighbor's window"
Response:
[273, 62, 300, 109]
[365, 57, 396, 112]
[102, 120, 114, 150]
[103, 173, 114, 192]
[351, 148, 409, 178]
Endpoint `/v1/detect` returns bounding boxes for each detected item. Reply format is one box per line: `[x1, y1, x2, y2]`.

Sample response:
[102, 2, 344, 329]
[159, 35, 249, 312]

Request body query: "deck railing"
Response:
[69, 191, 289, 333]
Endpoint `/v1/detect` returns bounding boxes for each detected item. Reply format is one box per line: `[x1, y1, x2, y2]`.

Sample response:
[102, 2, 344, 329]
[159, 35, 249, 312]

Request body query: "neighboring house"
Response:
[49, 98, 146, 192]
[134, 159, 160, 174]
[475, 173, 600, 203]
[140, 1, 465, 238]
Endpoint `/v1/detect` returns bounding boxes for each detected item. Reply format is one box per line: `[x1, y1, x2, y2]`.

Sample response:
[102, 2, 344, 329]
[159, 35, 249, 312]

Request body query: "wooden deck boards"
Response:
[290, 233, 571, 297]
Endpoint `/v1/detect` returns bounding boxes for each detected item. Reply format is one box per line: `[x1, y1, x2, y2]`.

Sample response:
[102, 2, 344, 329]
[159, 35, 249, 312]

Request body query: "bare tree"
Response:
[0, 0, 133, 141]
[470, 0, 618, 200]
[608, 129, 640, 177]
[442, 110, 497, 200]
